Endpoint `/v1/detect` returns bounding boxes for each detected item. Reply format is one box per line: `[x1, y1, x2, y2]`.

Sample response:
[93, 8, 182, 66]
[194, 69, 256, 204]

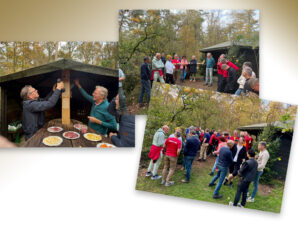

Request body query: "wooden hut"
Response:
[238, 121, 294, 179]
[200, 40, 259, 77]
[0, 58, 118, 138]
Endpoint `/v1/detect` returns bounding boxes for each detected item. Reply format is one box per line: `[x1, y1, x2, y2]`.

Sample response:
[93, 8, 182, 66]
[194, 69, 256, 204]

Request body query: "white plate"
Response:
[42, 136, 63, 147]
[47, 126, 63, 133]
[83, 133, 102, 142]
[96, 143, 116, 148]
[62, 131, 80, 140]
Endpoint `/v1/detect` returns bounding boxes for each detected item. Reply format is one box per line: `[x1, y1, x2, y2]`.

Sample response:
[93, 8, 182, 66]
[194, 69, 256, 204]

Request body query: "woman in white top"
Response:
[235, 62, 256, 96]
[165, 55, 176, 84]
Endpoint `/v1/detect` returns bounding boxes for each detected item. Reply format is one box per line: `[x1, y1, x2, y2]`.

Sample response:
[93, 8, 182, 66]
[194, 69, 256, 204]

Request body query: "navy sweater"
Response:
[184, 136, 201, 157]
[217, 146, 234, 168]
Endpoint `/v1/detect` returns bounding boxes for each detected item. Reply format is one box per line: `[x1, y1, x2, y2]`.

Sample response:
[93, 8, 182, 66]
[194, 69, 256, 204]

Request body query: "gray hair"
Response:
[248, 78, 259, 88]
[221, 64, 228, 70]
[95, 86, 108, 99]
[259, 141, 267, 148]
[243, 66, 253, 77]
[20, 85, 32, 101]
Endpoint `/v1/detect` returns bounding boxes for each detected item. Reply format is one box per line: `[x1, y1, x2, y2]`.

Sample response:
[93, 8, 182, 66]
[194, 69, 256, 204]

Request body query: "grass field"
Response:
[136, 156, 284, 213]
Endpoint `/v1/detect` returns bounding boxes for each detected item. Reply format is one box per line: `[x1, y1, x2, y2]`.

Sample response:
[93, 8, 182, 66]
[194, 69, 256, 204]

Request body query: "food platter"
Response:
[47, 126, 63, 133]
[62, 131, 80, 140]
[96, 143, 116, 148]
[83, 133, 102, 142]
[42, 136, 63, 147]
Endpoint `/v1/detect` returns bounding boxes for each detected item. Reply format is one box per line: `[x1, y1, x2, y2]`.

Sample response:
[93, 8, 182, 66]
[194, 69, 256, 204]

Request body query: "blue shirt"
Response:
[218, 146, 234, 168]
[184, 136, 201, 157]
[119, 68, 125, 87]
[206, 57, 215, 68]
[203, 133, 211, 143]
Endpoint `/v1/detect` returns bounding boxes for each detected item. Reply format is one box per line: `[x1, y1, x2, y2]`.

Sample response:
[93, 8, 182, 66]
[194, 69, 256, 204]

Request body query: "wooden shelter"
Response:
[200, 40, 259, 77]
[238, 121, 294, 179]
[0, 58, 118, 138]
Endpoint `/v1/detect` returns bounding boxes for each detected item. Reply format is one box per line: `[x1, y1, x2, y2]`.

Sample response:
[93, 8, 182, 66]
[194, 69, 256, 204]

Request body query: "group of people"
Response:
[138, 52, 259, 106]
[20, 76, 135, 147]
[145, 125, 270, 208]
[139, 53, 199, 105]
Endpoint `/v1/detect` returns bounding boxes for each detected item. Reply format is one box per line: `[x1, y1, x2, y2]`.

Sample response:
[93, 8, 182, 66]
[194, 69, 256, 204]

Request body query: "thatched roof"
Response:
[0, 58, 117, 84]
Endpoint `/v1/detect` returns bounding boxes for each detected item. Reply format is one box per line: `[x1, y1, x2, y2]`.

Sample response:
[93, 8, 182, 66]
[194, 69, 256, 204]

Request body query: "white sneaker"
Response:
[229, 201, 234, 206]
[247, 197, 254, 203]
[151, 175, 162, 180]
[161, 180, 165, 185]
[145, 172, 152, 177]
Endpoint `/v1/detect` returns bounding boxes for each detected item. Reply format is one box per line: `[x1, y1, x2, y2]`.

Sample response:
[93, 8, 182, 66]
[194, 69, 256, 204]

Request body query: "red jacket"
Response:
[209, 134, 218, 145]
[219, 61, 239, 78]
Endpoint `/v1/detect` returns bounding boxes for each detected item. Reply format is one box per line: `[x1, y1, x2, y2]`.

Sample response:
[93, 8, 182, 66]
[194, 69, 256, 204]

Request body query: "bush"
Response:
[252, 125, 280, 184]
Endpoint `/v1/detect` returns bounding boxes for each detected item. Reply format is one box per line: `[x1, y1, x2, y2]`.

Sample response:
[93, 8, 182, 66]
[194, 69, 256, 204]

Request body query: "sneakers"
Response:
[145, 171, 153, 177]
[151, 175, 162, 180]
[165, 181, 175, 187]
[223, 178, 228, 185]
[208, 172, 214, 176]
[213, 194, 223, 199]
[229, 202, 244, 208]
[161, 180, 165, 185]
[208, 183, 216, 187]
[181, 179, 189, 183]
[247, 197, 255, 203]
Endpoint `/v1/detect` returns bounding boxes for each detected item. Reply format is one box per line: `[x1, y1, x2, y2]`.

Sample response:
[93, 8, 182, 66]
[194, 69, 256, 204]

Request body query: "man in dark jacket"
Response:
[209, 140, 234, 199]
[181, 130, 201, 183]
[138, 56, 151, 105]
[229, 149, 258, 207]
[224, 137, 247, 187]
[221, 64, 238, 94]
[21, 82, 64, 140]
[109, 95, 135, 147]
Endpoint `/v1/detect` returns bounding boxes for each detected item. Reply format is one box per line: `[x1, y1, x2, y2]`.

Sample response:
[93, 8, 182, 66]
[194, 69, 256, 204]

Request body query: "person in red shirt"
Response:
[208, 131, 218, 155]
[200, 129, 204, 142]
[217, 54, 225, 92]
[172, 54, 180, 82]
[244, 132, 253, 151]
[218, 56, 239, 92]
[161, 130, 182, 187]
[230, 130, 239, 141]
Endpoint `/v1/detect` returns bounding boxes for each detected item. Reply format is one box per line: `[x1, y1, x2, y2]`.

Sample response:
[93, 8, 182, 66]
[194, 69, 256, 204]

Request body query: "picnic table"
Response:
[22, 118, 112, 147]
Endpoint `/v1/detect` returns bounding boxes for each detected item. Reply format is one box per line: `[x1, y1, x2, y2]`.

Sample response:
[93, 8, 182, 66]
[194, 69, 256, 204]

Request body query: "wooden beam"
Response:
[0, 86, 8, 137]
[61, 69, 71, 125]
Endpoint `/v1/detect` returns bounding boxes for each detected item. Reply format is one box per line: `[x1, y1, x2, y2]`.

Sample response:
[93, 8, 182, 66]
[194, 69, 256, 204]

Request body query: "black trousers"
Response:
[218, 76, 227, 93]
[233, 180, 251, 206]
[166, 73, 175, 84]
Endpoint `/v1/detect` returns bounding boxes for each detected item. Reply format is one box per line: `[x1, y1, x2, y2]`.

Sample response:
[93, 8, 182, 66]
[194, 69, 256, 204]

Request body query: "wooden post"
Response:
[0, 86, 8, 137]
[61, 69, 71, 126]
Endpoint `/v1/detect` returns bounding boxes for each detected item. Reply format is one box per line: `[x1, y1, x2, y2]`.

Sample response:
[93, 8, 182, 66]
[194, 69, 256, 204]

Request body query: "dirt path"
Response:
[176, 78, 218, 92]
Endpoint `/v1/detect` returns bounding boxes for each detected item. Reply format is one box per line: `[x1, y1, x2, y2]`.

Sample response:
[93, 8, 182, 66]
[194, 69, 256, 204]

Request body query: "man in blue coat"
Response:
[182, 130, 201, 183]
[21, 82, 64, 140]
[209, 140, 235, 199]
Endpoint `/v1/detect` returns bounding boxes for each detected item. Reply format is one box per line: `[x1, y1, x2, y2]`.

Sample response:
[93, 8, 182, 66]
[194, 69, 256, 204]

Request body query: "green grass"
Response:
[136, 160, 284, 213]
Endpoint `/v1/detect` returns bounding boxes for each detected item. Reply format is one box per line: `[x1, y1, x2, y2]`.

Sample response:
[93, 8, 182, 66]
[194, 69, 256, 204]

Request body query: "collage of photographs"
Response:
[0, 9, 296, 214]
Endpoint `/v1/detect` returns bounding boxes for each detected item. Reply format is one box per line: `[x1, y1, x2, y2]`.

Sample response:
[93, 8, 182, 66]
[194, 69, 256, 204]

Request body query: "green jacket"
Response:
[152, 57, 164, 70]
[79, 88, 117, 135]
[152, 128, 166, 147]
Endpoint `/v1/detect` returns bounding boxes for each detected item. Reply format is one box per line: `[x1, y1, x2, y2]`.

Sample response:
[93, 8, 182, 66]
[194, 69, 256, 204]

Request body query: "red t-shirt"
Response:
[165, 137, 182, 157]
[230, 136, 239, 141]
[172, 59, 180, 69]
[245, 136, 253, 151]
[200, 133, 204, 142]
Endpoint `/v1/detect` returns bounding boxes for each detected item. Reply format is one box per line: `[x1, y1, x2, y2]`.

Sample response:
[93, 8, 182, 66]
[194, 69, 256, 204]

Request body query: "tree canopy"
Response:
[0, 41, 118, 76]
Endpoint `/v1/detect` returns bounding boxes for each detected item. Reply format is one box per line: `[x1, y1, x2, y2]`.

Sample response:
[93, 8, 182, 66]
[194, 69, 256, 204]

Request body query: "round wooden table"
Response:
[22, 119, 113, 147]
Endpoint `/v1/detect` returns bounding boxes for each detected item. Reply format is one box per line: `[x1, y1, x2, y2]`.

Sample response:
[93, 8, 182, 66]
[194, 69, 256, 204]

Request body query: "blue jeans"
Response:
[180, 69, 186, 81]
[138, 79, 151, 103]
[205, 68, 213, 85]
[211, 156, 219, 173]
[210, 165, 228, 196]
[251, 171, 263, 198]
[184, 155, 195, 181]
[235, 88, 244, 96]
